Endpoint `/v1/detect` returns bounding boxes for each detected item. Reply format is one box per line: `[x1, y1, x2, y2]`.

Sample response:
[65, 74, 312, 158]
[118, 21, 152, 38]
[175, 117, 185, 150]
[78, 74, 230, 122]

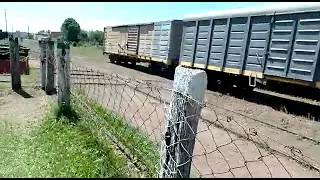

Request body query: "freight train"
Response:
[103, 3, 320, 94]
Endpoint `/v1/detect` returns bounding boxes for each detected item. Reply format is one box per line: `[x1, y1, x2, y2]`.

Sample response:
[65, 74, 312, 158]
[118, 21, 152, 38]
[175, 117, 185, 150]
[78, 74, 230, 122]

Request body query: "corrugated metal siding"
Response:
[168, 20, 183, 64]
[115, 27, 128, 55]
[208, 19, 229, 68]
[287, 12, 320, 81]
[264, 14, 296, 77]
[316, 59, 320, 82]
[244, 16, 271, 73]
[103, 27, 108, 52]
[225, 17, 249, 70]
[127, 26, 140, 55]
[193, 20, 211, 66]
[180, 11, 320, 83]
[104, 27, 121, 54]
[138, 24, 154, 57]
[103, 26, 129, 55]
[180, 21, 197, 64]
[151, 22, 171, 60]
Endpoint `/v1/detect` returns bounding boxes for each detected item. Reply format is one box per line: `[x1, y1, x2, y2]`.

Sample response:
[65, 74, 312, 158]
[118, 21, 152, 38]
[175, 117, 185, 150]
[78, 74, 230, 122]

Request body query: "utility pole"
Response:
[27, 25, 29, 39]
[5, 9, 7, 32]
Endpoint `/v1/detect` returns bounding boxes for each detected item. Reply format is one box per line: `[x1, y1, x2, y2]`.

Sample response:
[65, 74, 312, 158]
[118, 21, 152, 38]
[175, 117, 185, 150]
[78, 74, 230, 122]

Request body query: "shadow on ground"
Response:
[13, 88, 33, 98]
[54, 106, 79, 125]
[110, 61, 320, 121]
[238, 90, 320, 121]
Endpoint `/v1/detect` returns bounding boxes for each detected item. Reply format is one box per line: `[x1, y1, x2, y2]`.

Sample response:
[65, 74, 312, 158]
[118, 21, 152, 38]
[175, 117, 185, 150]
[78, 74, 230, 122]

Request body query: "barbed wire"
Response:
[30, 43, 320, 178]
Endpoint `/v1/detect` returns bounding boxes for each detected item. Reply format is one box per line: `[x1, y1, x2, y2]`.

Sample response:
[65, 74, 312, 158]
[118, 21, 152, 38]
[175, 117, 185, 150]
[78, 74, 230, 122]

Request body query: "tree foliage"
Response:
[78, 29, 89, 42]
[88, 30, 104, 45]
[78, 30, 103, 46]
[61, 18, 81, 42]
[60, 17, 103, 47]
[38, 30, 45, 34]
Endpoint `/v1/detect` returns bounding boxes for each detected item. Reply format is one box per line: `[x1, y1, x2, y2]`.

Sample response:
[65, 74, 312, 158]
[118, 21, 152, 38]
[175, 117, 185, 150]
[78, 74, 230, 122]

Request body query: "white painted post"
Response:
[159, 65, 207, 178]
[57, 41, 71, 110]
[45, 40, 55, 95]
[9, 36, 22, 90]
[39, 40, 46, 90]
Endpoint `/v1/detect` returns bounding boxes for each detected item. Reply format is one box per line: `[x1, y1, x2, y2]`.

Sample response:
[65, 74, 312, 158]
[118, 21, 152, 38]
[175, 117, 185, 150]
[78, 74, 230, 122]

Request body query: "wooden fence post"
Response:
[39, 40, 46, 90]
[9, 36, 22, 90]
[45, 40, 55, 95]
[159, 66, 207, 178]
[57, 41, 71, 110]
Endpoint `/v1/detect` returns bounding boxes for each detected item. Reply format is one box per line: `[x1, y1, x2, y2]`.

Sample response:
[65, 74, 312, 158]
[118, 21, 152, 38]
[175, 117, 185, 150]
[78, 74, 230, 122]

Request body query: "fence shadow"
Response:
[241, 90, 320, 121]
[14, 88, 33, 98]
[108, 61, 320, 121]
[69, 65, 320, 178]
[45, 88, 57, 96]
[206, 84, 320, 121]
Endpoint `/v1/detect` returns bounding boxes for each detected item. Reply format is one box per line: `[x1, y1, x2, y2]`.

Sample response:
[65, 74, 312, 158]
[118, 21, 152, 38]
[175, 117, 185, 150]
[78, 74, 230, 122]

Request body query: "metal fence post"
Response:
[57, 41, 71, 110]
[45, 40, 55, 95]
[9, 36, 22, 90]
[159, 66, 207, 178]
[39, 40, 46, 90]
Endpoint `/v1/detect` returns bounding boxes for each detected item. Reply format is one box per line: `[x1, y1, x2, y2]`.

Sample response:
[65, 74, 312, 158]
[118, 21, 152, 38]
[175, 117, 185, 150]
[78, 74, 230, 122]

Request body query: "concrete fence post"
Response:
[39, 40, 46, 90]
[159, 65, 207, 178]
[57, 41, 71, 110]
[45, 40, 55, 95]
[9, 36, 22, 90]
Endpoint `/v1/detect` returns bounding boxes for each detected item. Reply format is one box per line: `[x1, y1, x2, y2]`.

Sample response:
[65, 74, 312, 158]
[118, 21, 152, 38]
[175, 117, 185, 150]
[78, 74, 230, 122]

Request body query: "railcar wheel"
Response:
[116, 56, 122, 64]
[109, 55, 115, 63]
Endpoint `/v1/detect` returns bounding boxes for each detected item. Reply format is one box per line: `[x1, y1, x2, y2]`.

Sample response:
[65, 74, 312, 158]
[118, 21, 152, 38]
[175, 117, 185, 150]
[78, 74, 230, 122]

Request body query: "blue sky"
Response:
[0, 2, 281, 33]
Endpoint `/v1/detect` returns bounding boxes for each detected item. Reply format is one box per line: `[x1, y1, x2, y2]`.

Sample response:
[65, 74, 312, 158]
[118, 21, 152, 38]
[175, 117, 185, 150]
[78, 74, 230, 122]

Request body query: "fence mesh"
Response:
[30, 41, 320, 178]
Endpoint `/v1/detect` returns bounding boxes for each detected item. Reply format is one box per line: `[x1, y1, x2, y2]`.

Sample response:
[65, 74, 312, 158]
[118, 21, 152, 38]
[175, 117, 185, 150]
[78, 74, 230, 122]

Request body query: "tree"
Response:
[38, 30, 45, 34]
[88, 30, 104, 45]
[78, 29, 89, 42]
[61, 18, 81, 42]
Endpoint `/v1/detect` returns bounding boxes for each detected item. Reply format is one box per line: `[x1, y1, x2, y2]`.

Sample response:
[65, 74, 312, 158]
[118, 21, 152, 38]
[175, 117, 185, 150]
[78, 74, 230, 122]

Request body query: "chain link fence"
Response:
[33, 40, 320, 178]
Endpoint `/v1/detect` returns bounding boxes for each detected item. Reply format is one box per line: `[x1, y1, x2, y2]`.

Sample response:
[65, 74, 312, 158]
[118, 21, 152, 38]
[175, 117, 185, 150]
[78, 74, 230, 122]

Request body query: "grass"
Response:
[21, 68, 40, 86]
[0, 68, 39, 92]
[71, 45, 104, 59]
[0, 41, 159, 177]
[21, 39, 37, 48]
[0, 85, 159, 177]
[0, 100, 142, 178]
[71, 92, 160, 177]
[21, 39, 105, 62]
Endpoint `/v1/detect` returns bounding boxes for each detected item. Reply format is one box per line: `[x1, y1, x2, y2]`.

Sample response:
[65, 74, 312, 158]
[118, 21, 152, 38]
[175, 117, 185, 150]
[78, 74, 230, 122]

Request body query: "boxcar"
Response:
[149, 20, 183, 67]
[180, 3, 320, 90]
[104, 23, 150, 65]
[103, 25, 130, 56]
[103, 20, 183, 69]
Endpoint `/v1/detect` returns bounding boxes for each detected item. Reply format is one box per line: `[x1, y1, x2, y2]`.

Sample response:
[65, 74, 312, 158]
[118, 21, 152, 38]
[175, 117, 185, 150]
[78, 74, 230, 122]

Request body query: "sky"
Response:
[0, 2, 283, 33]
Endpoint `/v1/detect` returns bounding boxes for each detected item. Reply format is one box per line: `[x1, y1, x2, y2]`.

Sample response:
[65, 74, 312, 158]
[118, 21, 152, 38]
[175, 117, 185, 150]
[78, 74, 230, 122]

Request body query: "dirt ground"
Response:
[69, 60, 320, 177]
[0, 65, 53, 135]
[71, 72, 320, 178]
[23, 40, 320, 177]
